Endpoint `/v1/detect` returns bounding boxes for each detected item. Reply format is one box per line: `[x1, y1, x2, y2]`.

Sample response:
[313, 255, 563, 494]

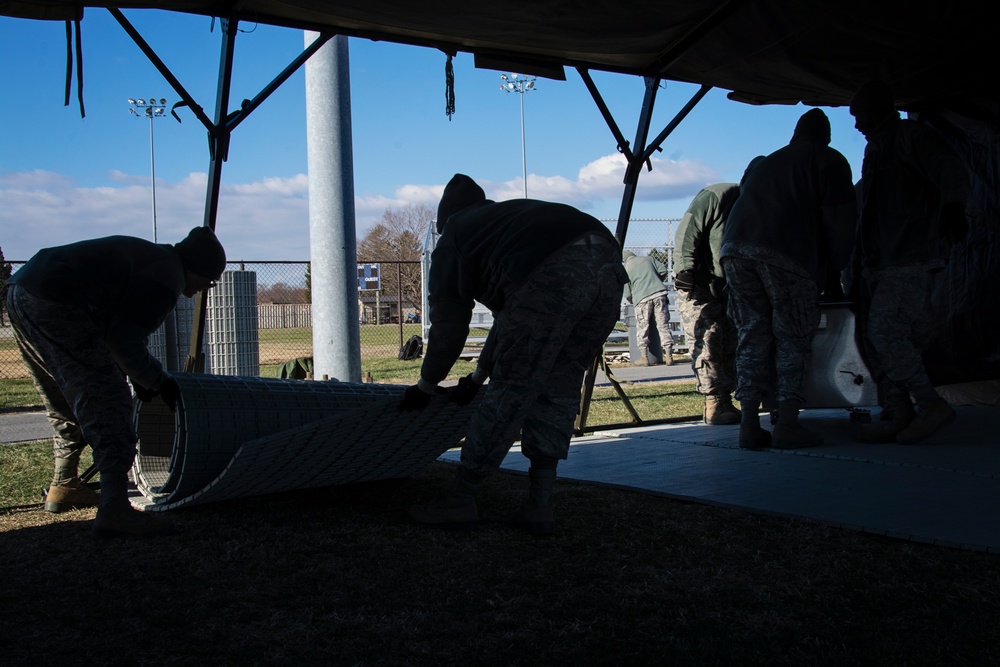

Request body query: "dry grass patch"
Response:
[2, 460, 999, 666]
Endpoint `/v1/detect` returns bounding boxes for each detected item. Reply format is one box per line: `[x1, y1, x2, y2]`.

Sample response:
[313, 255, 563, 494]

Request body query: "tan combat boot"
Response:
[45, 477, 100, 513]
[704, 394, 741, 425]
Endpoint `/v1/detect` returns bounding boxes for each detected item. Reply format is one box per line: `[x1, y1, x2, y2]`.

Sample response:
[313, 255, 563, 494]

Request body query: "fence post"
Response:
[397, 262, 404, 349]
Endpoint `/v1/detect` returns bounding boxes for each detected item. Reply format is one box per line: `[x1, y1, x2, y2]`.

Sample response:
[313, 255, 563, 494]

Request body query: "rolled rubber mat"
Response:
[131, 374, 477, 511]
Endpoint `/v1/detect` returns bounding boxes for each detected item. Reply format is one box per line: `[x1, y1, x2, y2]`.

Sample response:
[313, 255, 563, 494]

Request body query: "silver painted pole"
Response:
[304, 33, 361, 382]
[519, 91, 527, 198]
[148, 111, 158, 243]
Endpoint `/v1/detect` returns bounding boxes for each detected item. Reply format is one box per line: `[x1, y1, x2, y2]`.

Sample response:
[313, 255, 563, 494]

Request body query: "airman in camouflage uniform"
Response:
[850, 80, 972, 444]
[621, 250, 674, 365]
[721, 109, 857, 450]
[7, 227, 226, 537]
[673, 183, 741, 425]
[9, 289, 138, 484]
[400, 174, 627, 534]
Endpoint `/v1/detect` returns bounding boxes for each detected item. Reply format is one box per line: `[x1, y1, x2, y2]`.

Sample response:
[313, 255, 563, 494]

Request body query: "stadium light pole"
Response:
[499, 73, 536, 198]
[128, 97, 167, 243]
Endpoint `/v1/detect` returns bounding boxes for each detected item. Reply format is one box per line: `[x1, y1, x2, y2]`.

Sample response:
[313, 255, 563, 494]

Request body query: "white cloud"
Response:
[1, 154, 716, 261]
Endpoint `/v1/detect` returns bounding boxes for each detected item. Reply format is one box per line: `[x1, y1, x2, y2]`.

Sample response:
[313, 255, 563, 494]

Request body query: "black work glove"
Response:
[399, 384, 440, 411]
[941, 202, 968, 244]
[159, 376, 181, 412]
[132, 383, 158, 403]
[674, 269, 695, 293]
[450, 375, 481, 406]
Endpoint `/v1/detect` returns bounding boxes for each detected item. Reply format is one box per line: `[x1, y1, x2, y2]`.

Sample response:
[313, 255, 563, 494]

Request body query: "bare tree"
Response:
[358, 204, 431, 261]
[358, 204, 432, 314]
[258, 282, 308, 304]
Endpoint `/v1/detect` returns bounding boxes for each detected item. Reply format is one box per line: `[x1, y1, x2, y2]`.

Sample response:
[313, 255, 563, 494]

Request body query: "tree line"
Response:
[256, 204, 432, 307]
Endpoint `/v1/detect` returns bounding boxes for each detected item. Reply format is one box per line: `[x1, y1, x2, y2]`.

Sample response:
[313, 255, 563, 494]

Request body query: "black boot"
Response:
[772, 399, 823, 449]
[738, 400, 771, 450]
[514, 458, 557, 535]
[93, 469, 175, 538]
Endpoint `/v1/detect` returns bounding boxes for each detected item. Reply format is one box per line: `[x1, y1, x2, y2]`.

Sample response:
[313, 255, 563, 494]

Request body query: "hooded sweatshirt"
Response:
[9, 235, 186, 390]
[422, 174, 616, 385]
[720, 109, 857, 284]
[856, 114, 971, 272]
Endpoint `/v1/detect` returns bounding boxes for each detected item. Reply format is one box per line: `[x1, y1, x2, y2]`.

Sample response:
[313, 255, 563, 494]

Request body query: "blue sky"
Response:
[1, 8, 867, 261]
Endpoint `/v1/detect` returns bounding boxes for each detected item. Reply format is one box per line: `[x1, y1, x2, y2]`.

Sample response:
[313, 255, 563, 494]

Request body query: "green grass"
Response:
[259, 324, 444, 348]
[259, 356, 479, 382]
[0, 439, 95, 507]
[0, 378, 39, 410]
[585, 380, 701, 425]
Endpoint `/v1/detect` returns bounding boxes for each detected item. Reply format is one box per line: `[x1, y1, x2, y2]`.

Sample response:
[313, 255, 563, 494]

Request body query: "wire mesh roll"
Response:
[132, 374, 476, 511]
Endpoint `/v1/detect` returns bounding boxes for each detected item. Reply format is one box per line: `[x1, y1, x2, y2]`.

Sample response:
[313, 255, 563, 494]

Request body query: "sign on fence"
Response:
[358, 263, 380, 290]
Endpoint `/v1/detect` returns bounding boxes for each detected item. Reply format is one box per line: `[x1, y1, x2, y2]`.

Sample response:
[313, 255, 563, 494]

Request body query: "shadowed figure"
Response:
[6, 226, 226, 537]
[720, 108, 857, 450]
[400, 173, 628, 534]
[849, 80, 972, 444]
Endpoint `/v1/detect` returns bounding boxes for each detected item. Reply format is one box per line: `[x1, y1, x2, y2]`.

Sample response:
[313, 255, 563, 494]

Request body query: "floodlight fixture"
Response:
[127, 96, 169, 243]
[498, 72, 537, 198]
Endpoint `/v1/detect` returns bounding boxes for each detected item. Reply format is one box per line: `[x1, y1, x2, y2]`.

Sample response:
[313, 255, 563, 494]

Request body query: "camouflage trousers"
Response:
[722, 258, 820, 404]
[676, 286, 737, 396]
[859, 267, 935, 393]
[6, 285, 138, 478]
[634, 292, 674, 363]
[461, 238, 627, 477]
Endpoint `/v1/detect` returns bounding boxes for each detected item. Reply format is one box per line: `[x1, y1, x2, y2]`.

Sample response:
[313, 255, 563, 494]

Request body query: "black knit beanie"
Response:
[850, 80, 895, 116]
[175, 226, 227, 279]
[436, 174, 486, 233]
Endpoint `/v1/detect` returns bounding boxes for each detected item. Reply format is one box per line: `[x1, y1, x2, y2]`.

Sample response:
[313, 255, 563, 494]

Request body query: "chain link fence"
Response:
[0, 219, 680, 380]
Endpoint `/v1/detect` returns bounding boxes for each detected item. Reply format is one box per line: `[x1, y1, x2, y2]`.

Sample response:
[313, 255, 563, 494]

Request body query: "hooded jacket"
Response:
[720, 110, 857, 285]
[423, 174, 616, 386]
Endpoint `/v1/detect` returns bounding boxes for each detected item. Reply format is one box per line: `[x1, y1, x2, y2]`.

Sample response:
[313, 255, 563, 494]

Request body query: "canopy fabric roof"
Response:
[2, 0, 994, 114]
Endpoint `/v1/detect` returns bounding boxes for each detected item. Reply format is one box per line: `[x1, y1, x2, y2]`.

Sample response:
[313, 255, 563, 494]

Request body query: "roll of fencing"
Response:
[132, 374, 478, 512]
[148, 295, 196, 373]
[205, 270, 259, 376]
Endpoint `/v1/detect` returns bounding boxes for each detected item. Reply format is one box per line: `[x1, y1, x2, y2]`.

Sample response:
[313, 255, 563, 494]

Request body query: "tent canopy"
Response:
[3, 0, 994, 114]
[5, 0, 996, 384]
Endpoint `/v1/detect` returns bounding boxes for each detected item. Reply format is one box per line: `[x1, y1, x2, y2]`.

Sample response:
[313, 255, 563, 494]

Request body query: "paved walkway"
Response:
[443, 405, 1000, 553]
[5, 366, 998, 554]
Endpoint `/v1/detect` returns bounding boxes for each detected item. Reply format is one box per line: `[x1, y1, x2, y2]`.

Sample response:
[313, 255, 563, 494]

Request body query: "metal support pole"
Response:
[148, 113, 158, 243]
[305, 33, 362, 382]
[186, 15, 239, 373]
[397, 263, 404, 348]
[519, 91, 527, 198]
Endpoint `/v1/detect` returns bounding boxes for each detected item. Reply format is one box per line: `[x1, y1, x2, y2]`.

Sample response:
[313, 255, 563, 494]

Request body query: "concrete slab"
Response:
[441, 406, 1000, 553]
